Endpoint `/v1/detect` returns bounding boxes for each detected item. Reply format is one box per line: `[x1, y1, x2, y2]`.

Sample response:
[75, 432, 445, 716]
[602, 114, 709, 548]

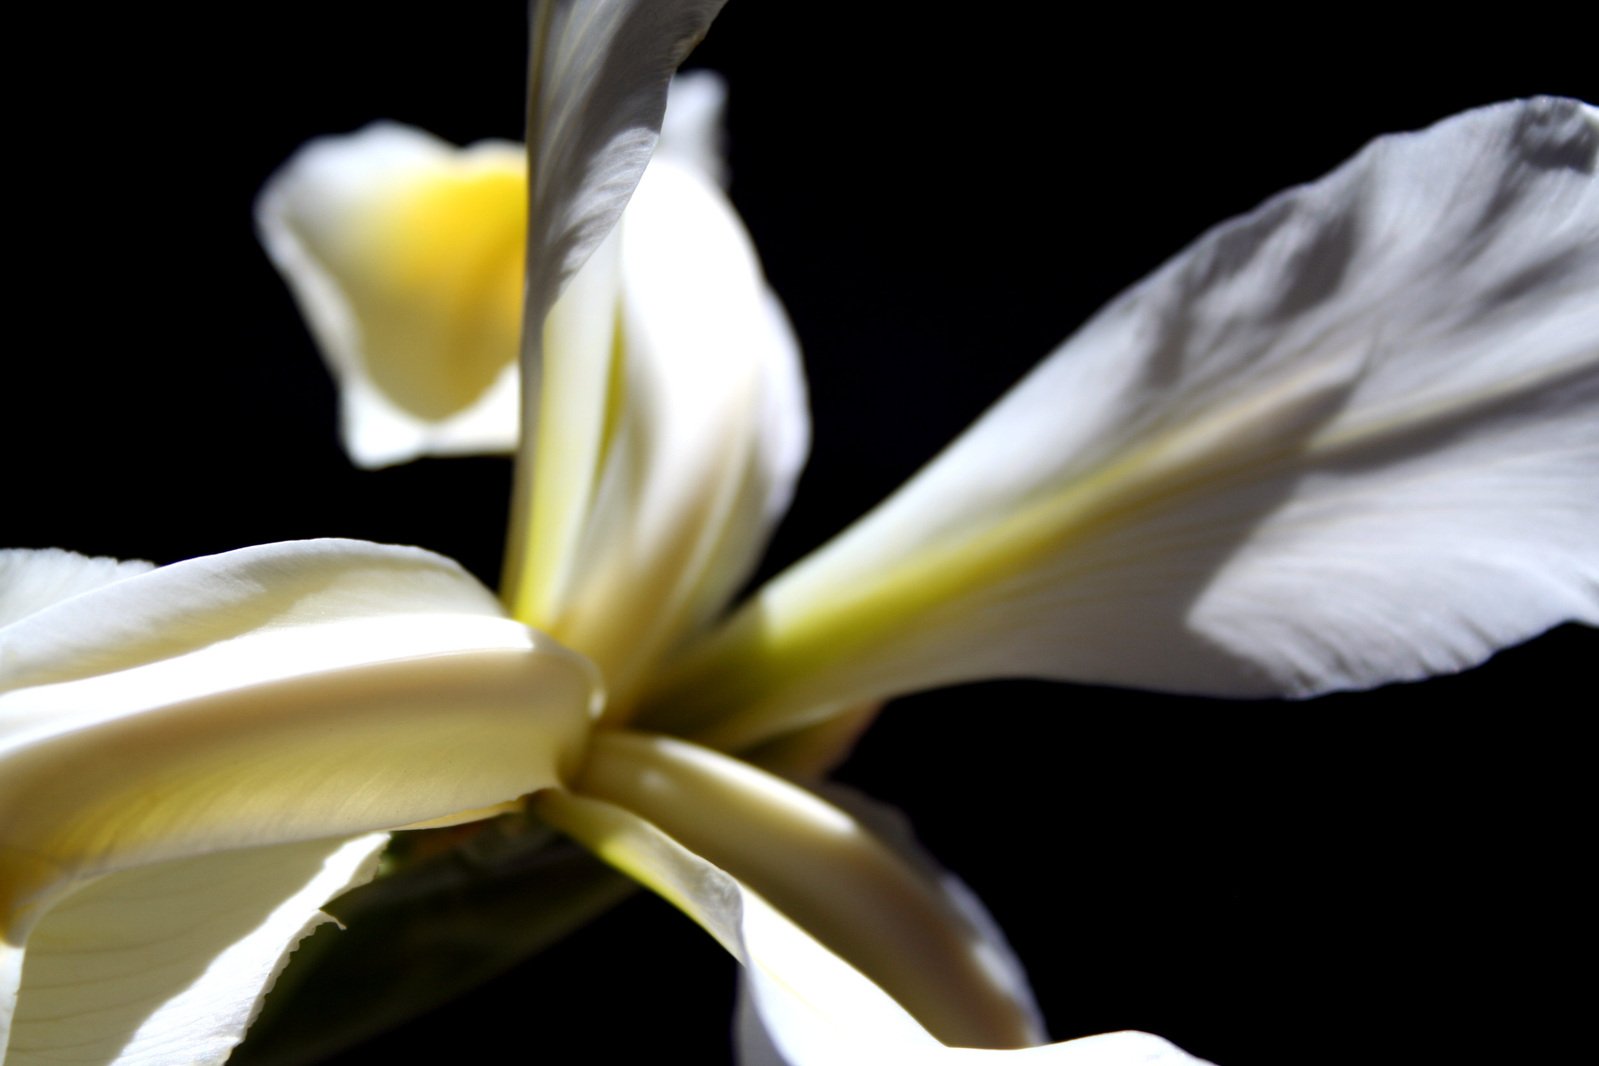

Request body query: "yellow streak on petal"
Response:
[641, 351, 1361, 748]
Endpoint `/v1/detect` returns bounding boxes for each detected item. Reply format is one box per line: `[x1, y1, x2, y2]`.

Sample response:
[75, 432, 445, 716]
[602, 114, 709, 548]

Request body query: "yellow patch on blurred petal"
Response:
[257, 125, 527, 465]
[349, 156, 525, 415]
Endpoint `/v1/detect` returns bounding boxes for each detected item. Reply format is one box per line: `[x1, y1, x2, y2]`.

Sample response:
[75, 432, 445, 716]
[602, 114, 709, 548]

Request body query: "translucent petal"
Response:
[3, 835, 385, 1066]
[256, 124, 525, 467]
[1, 539, 504, 693]
[504, 0, 732, 607]
[531, 138, 809, 713]
[657, 69, 731, 186]
[1, 540, 596, 940]
[517, 0, 729, 340]
[519, 73, 742, 601]
[641, 98, 1599, 749]
[536, 787, 1209, 1065]
[571, 732, 1044, 1048]
[0, 548, 153, 628]
[257, 0, 728, 470]
[736, 995, 1208, 1066]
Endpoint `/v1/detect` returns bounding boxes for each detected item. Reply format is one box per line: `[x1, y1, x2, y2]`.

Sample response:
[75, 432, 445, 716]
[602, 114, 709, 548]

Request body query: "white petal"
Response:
[730, 786, 1054, 1065]
[0, 548, 153, 628]
[1, 539, 595, 941]
[507, 76, 750, 624]
[986, 1033, 1216, 1064]
[3, 835, 385, 1066]
[256, 123, 525, 468]
[518, 0, 728, 335]
[572, 732, 1044, 1048]
[503, 73, 808, 702]
[530, 148, 809, 712]
[504, 0, 731, 605]
[658, 69, 731, 187]
[641, 97, 1599, 748]
[813, 782, 1046, 1041]
[255, 65, 730, 471]
[536, 787, 1209, 1066]
[0, 539, 508, 692]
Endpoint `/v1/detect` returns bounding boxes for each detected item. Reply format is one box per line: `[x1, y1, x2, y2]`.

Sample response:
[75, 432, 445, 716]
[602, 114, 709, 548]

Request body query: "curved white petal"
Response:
[642, 97, 1599, 748]
[812, 781, 1045, 1040]
[0, 548, 153, 628]
[518, 0, 728, 338]
[658, 69, 731, 187]
[3, 834, 385, 1066]
[504, 0, 731, 607]
[257, 124, 525, 468]
[0, 539, 596, 941]
[503, 71, 808, 704]
[736, 998, 1204, 1066]
[536, 786, 1209, 1066]
[528, 143, 809, 713]
[572, 732, 1044, 1048]
[256, 65, 730, 472]
[1, 540, 595, 1061]
[1, 539, 504, 692]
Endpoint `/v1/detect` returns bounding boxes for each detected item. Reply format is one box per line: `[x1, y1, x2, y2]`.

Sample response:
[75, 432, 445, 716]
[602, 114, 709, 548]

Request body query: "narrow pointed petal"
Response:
[570, 732, 1043, 1048]
[642, 97, 1599, 749]
[536, 786, 1209, 1065]
[3, 835, 385, 1066]
[518, 0, 727, 337]
[476, 74, 750, 631]
[504, 0, 730, 609]
[257, 124, 525, 467]
[533, 113, 809, 711]
[1, 539, 595, 940]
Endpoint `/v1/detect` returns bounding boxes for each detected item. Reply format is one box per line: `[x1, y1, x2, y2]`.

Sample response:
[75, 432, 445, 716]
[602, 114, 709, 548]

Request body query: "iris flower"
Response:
[3, 2, 1595, 1063]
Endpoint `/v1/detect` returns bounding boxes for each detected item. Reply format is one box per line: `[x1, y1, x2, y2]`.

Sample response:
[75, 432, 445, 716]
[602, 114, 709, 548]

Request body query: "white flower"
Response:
[3, 2, 1595, 1064]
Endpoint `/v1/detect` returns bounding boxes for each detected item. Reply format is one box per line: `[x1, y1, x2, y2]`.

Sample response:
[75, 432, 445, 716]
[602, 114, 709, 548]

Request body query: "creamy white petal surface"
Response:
[256, 124, 525, 467]
[737, 999, 1206, 1066]
[528, 125, 809, 713]
[538, 784, 1210, 1066]
[3, 835, 386, 1066]
[256, 56, 800, 689]
[809, 780, 1045, 1040]
[1, 539, 595, 935]
[510, 69, 808, 688]
[257, 67, 737, 471]
[0, 548, 153, 628]
[505, 0, 730, 605]
[518, 0, 728, 339]
[572, 732, 1041, 1048]
[657, 69, 731, 187]
[511, 68, 748, 667]
[642, 98, 1599, 749]
[0, 539, 597, 1063]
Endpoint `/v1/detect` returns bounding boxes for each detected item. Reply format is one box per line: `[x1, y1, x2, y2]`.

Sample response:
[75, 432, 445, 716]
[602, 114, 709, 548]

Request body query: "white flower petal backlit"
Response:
[6, 3, 1595, 1063]
[0, 542, 595, 1064]
[640, 98, 1599, 750]
[256, 123, 526, 467]
[539, 780, 1215, 1066]
[4, 835, 387, 1066]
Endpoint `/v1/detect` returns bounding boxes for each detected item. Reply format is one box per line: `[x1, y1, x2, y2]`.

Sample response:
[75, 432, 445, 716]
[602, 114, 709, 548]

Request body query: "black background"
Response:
[8, 4, 1594, 1064]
